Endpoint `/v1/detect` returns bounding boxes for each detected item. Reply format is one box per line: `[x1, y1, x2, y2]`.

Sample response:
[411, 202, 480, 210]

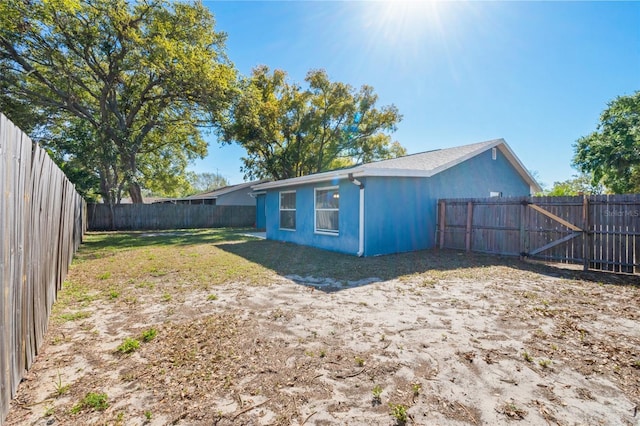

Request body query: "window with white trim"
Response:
[279, 191, 296, 230]
[315, 187, 339, 234]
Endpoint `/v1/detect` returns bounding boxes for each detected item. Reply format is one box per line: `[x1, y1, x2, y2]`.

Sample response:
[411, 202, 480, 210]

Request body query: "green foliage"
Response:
[547, 173, 605, 196]
[0, 0, 236, 204]
[538, 358, 552, 368]
[117, 338, 140, 354]
[141, 328, 158, 342]
[42, 118, 105, 202]
[411, 382, 421, 396]
[187, 172, 230, 194]
[573, 91, 640, 194]
[221, 66, 404, 180]
[389, 403, 408, 423]
[71, 392, 109, 413]
[43, 404, 55, 417]
[58, 311, 91, 322]
[372, 384, 383, 399]
[54, 371, 70, 396]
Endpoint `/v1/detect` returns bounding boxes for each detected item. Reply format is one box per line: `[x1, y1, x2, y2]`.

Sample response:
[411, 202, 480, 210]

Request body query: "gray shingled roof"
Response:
[187, 179, 267, 200]
[252, 139, 541, 192]
[151, 180, 268, 204]
[362, 139, 498, 172]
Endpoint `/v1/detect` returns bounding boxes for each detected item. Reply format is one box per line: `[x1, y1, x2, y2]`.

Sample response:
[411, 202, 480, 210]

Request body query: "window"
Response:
[492, 147, 497, 160]
[315, 187, 339, 234]
[490, 191, 502, 198]
[279, 191, 296, 230]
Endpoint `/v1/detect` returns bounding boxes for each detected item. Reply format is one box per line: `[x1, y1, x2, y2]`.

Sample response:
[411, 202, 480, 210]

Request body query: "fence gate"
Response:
[437, 195, 640, 275]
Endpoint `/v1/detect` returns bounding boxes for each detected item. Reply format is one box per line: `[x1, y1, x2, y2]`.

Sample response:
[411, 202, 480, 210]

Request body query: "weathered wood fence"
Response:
[87, 203, 256, 231]
[0, 114, 86, 425]
[437, 195, 640, 274]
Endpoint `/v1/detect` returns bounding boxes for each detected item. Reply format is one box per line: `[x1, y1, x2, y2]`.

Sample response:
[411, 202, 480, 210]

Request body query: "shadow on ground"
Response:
[76, 229, 254, 260]
[215, 238, 639, 292]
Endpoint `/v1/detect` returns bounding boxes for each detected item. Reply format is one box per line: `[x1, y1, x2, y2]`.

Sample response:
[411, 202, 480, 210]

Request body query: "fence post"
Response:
[465, 201, 473, 252]
[519, 198, 527, 260]
[582, 195, 590, 271]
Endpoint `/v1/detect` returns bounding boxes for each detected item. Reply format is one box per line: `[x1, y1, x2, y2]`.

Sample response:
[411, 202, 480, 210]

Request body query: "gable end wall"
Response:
[363, 148, 531, 255]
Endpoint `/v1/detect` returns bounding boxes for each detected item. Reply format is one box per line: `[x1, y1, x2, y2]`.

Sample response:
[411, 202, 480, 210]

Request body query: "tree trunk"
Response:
[129, 182, 144, 203]
[99, 176, 112, 205]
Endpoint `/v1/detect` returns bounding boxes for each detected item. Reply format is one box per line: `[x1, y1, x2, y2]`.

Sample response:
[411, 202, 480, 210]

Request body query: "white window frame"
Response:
[314, 186, 339, 235]
[279, 190, 296, 231]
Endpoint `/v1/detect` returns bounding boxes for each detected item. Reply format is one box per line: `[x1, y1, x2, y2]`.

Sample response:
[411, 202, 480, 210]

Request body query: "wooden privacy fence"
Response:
[437, 195, 640, 274]
[0, 114, 86, 425]
[87, 203, 256, 231]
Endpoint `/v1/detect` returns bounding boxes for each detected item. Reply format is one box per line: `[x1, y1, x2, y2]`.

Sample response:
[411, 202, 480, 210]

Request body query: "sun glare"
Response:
[361, 1, 453, 48]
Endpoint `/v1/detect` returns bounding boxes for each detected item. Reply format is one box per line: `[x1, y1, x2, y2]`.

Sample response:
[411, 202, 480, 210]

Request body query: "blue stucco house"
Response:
[251, 139, 541, 256]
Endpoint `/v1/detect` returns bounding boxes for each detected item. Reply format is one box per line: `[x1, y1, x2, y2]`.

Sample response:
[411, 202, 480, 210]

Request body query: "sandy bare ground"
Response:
[5, 238, 640, 426]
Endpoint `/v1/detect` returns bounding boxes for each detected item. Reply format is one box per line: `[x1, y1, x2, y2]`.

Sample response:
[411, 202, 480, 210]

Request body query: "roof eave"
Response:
[496, 143, 542, 193]
[251, 169, 360, 190]
[250, 139, 542, 194]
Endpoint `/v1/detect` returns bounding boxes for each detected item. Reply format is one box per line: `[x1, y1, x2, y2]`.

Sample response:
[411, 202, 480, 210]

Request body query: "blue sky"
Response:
[192, 1, 640, 190]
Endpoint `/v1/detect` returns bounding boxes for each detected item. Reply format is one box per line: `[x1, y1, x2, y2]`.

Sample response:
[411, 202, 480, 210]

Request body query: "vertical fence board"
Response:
[438, 195, 640, 275]
[0, 114, 13, 424]
[0, 114, 85, 426]
[86, 203, 256, 231]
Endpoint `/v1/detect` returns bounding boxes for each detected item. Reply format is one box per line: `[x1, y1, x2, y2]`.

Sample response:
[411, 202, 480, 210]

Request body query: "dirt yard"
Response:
[5, 230, 640, 425]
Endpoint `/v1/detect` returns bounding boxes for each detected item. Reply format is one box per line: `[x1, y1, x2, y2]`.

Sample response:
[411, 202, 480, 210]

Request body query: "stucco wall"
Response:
[264, 147, 532, 256]
[265, 179, 361, 255]
[363, 148, 532, 255]
[362, 176, 432, 256]
[430, 148, 531, 199]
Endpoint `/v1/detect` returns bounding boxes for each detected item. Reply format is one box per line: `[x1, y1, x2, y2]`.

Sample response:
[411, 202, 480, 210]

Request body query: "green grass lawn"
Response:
[67, 228, 633, 295]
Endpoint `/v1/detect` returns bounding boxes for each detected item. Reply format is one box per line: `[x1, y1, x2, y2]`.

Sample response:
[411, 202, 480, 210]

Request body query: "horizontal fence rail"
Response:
[1, 113, 86, 425]
[437, 195, 640, 275]
[87, 203, 256, 231]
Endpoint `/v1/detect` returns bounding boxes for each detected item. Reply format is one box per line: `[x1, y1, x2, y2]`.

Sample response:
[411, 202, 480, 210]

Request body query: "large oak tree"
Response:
[221, 66, 405, 180]
[573, 91, 640, 194]
[0, 0, 236, 203]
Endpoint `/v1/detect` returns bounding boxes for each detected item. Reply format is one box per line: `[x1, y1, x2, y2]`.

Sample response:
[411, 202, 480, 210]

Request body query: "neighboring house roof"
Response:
[120, 196, 166, 204]
[153, 180, 268, 204]
[252, 139, 541, 193]
[185, 180, 268, 200]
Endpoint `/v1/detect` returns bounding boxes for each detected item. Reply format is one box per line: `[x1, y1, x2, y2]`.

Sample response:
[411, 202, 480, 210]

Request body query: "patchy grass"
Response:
[73, 229, 254, 262]
[141, 328, 157, 342]
[70, 392, 108, 414]
[65, 230, 273, 297]
[116, 338, 140, 354]
[6, 229, 639, 426]
[57, 229, 636, 296]
[57, 311, 91, 323]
